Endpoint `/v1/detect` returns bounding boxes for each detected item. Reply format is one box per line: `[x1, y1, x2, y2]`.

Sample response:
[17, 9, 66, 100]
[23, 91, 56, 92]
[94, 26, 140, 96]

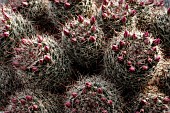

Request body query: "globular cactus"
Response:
[4, 89, 46, 113]
[151, 8, 170, 55]
[64, 76, 124, 113]
[133, 91, 170, 113]
[0, 5, 35, 61]
[14, 0, 60, 37]
[62, 16, 106, 73]
[0, 64, 23, 110]
[97, 0, 136, 38]
[49, 0, 95, 24]
[135, 1, 166, 32]
[12, 35, 72, 92]
[104, 30, 161, 97]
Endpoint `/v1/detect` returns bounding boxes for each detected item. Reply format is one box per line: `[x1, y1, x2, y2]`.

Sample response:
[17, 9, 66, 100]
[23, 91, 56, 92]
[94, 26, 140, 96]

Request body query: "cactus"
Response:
[133, 91, 170, 113]
[0, 5, 35, 61]
[0, 64, 23, 110]
[14, 0, 61, 37]
[104, 30, 160, 97]
[62, 16, 106, 73]
[64, 75, 124, 113]
[12, 34, 72, 92]
[151, 9, 170, 55]
[97, 0, 135, 38]
[49, 0, 95, 25]
[4, 89, 65, 113]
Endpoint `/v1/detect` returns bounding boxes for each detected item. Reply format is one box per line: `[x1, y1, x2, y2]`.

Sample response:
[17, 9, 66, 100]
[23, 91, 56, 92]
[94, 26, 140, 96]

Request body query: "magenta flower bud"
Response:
[78, 15, 84, 23]
[102, 5, 106, 11]
[153, 96, 158, 103]
[65, 101, 71, 108]
[130, 10, 137, 16]
[90, 16, 96, 25]
[72, 92, 78, 98]
[103, 0, 109, 5]
[64, 2, 71, 9]
[32, 66, 38, 72]
[143, 32, 149, 37]
[119, 40, 126, 47]
[63, 29, 70, 36]
[140, 2, 144, 6]
[91, 26, 97, 32]
[5, 25, 10, 30]
[163, 97, 170, 104]
[101, 97, 107, 102]
[152, 46, 157, 51]
[127, 61, 132, 66]
[26, 95, 33, 101]
[85, 82, 92, 88]
[37, 35, 43, 43]
[168, 8, 170, 15]
[22, 38, 28, 45]
[112, 14, 118, 20]
[89, 36, 96, 42]
[3, 31, 9, 37]
[121, 16, 127, 23]
[153, 38, 161, 45]
[33, 105, 38, 111]
[118, 56, 123, 62]
[147, 57, 153, 63]
[11, 98, 18, 103]
[44, 55, 51, 62]
[102, 13, 108, 19]
[20, 99, 26, 105]
[118, 0, 123, 4]
[54, 0, 60, 4]
[140, 99, 147, 105]
[97, 88, 103, 94]
[144, 39, 150, 45]
[71, 38, 77, 43]
[107, 100, 113, 105]
[125, 4, 129, 10]
[102, 110, 108, 113]
[39, 59, 44, 64]
[44, 46, 50, 52]
[124, 30, 129, 38]
[132, 33, 137, 39]
[154, 55, 160, 62]
[129, 66, 135, 72]
[142, 65, 148, 71]
[112, 45, 119, 51]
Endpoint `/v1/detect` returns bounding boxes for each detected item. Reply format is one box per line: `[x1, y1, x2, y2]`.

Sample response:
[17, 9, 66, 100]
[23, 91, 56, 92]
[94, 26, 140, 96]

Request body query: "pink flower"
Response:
[78, 15, 84, 23]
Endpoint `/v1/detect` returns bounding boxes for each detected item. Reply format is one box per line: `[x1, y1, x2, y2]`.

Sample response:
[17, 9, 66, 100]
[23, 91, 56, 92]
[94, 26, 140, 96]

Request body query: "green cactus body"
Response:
[62, 17, 106, 73]
[0, 5, 35, 61]
[13, 35, 72, 92]
[65, 76, 123, 113]
[104, 30, 160, 95]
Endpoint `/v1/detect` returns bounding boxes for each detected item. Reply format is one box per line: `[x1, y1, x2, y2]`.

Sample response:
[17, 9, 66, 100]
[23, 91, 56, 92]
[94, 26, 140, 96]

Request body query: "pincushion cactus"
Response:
[151, 8, 170, 55]
[133, 92, 170, 113]
[97, 0, 136, 38]
[104, 30, 160, 96]
[12, 34, 72, 92]
[0, 5, 35, 61]
[65, 76, 124, 113]
[49, 0, 95, 24]
[4, 89, 46, 113]
[0, 65, 23, 110]
[62, 16, 106, 73]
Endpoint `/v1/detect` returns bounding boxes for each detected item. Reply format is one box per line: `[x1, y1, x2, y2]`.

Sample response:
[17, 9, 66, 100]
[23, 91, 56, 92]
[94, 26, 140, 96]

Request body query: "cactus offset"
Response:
[0, 5, 35, 62]
[104, 30, 160, 97]
[62, 16, 106, 73]
[65, 76, 123, 113]
[13, 35, 72, 92]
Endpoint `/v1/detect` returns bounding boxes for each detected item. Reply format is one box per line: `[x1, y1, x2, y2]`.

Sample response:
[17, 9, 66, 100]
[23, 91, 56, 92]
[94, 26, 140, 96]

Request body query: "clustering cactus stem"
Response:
[62, 16, 106, 73]
[104, 30, 160, 97]
[65, 75, 124, 113]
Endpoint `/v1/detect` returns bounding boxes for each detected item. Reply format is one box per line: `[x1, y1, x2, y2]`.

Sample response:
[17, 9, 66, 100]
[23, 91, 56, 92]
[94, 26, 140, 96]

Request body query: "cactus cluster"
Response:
[62, 16, 106, 72]
[134, 92, 170, 113]
[0, 5, 35, 61]
[104, 30, 160, 94]
[49, 0, 94, 24]
[65, 76, 123, 113]
[0, 64, 23, 110]
[97, 0, 136, 38]
[152, 8, 170, 53]
[4, 89, 46, 113]
[12, 35, 72, 92]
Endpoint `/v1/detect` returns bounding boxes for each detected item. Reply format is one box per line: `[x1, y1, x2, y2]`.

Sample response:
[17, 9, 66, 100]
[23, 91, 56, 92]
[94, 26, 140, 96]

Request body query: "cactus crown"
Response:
[65, 76, 123, 113]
